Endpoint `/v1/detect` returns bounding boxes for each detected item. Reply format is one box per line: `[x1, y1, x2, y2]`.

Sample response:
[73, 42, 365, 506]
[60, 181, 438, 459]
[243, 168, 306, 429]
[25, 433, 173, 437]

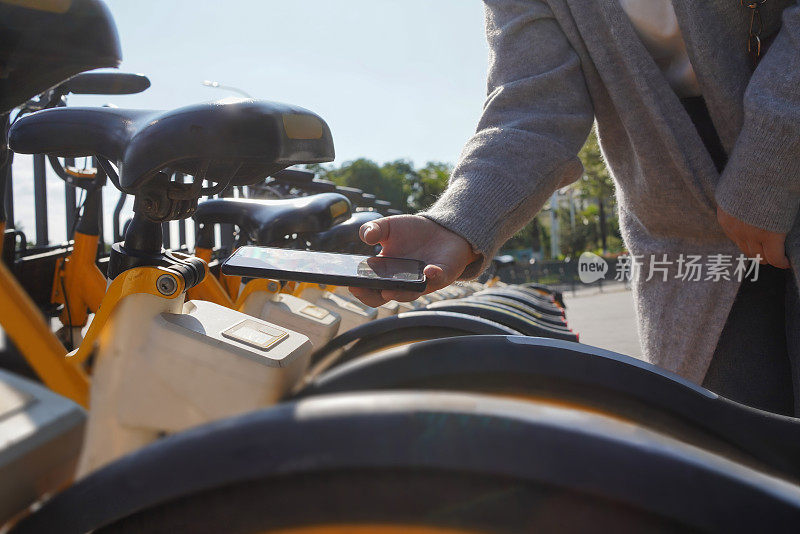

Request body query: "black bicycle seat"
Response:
[270, 168, 316, 184]
[307, 211, 383, 253]
[335, 186, 365, 203]
[374, 199, 392, 215]
[194, 193, 352, 245]
[358, 193, 376, 208]
[493, 255, 515, 269]
[54, 71, 150, 96]
[270, 178, 337, 194]
[0, 0, 120, 113]
[9, 99, 335, 194]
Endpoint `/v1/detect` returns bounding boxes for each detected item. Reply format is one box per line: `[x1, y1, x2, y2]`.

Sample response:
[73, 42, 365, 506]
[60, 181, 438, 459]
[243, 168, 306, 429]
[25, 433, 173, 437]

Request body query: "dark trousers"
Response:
[702, 266, 799, 416]
[682, 96, 800, 416]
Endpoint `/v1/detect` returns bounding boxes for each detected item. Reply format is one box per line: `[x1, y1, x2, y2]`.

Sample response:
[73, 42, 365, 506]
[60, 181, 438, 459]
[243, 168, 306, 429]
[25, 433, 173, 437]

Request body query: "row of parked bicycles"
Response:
[1, 1, 800, 532]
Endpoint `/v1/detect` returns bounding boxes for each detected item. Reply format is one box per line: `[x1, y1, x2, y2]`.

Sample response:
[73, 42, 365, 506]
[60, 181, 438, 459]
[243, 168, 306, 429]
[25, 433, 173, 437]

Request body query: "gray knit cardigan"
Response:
[421, 0, 800, 383]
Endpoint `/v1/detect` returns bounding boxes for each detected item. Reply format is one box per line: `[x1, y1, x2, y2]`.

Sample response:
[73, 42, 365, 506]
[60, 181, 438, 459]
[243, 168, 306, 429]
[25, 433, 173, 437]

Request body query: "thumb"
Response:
[423, 264, 452, 292]
[359, 219, 390, 246]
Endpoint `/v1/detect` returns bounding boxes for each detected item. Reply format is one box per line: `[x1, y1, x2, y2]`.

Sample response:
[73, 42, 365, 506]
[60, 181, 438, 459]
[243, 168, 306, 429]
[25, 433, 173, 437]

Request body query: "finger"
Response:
[717, 208, 740, 244]
[348, 286, 388, 307]
[373, 263, 449, 303]
[761, 237, 790, 269]
[738, 239, 758, 259]
[729, 232, 752, 259]
[422, 264, 447, 292]
[380, 288, 425, 303]
[359, 218, 390, 246]
[721, 227, 746, 255]
[753, 243, 766, 265]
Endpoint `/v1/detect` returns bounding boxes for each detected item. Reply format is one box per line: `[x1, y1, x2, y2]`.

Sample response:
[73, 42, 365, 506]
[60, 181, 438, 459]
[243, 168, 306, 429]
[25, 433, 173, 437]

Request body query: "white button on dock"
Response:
[222, 319, 288, 350]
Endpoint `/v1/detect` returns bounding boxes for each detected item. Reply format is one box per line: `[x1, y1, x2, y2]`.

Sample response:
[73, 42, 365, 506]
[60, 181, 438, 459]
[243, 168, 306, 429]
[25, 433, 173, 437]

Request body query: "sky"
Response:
[11, 0, 489, 245]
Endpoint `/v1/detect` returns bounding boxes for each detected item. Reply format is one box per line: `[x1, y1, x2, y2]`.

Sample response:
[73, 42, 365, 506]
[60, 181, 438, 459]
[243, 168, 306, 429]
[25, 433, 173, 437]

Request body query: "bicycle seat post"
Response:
[115, 212, 164, 264]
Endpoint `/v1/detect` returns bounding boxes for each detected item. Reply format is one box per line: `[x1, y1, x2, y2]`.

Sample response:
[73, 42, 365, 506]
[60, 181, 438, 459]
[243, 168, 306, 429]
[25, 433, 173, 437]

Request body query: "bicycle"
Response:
[5, 2, 800, 532]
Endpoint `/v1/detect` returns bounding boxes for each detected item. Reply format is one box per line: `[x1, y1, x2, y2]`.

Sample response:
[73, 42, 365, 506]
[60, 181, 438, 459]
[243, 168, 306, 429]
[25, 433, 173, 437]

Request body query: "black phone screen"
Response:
[221, 246, 427, 291]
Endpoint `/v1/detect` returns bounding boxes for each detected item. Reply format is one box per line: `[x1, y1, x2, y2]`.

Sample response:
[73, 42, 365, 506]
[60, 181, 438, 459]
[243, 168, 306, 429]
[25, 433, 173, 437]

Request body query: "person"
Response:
[349, 0, 800, 415]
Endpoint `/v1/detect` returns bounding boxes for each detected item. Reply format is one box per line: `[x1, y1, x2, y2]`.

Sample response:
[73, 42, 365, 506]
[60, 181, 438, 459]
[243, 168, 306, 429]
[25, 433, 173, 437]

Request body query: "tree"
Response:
[408, 161, 451, 212]
[576, 128, 616, 253]
[324, 158, 411, 211]
[503, 217, 540, 252]
[559, 205, 598, 257]
[304, 159, 454, 213]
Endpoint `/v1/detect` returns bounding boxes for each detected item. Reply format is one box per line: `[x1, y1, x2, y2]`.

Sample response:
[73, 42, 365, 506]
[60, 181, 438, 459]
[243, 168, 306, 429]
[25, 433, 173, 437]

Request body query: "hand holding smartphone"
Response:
[221, 246, 428, 292]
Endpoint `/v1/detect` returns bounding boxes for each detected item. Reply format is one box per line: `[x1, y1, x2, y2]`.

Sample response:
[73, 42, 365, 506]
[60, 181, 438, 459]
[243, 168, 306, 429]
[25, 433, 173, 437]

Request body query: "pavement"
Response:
[563, 285, 642, 360]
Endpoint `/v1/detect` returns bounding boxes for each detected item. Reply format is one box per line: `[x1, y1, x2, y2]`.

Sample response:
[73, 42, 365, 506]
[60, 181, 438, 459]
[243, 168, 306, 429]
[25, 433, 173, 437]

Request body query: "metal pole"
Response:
[176, 173, 187, 247]
[178, 219, 187, 249]
[162, 222, 171, 249]
[220, 185, 234, 255]
[112, 191, 127, 242]
[0, 114, 12, 231]
[549, 192, 559, 260]
[33, 154, 48, 247]
[93, 157, 105, 248]
[194, 220, 202, 251]
[569, 189, 576, 230]
[64, 158, 76, 239]
[2, 151, 12, 229]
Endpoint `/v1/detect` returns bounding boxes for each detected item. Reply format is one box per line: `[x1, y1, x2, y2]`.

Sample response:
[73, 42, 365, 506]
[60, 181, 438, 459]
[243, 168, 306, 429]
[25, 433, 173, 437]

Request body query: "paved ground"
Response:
[564, 286, 642, 359]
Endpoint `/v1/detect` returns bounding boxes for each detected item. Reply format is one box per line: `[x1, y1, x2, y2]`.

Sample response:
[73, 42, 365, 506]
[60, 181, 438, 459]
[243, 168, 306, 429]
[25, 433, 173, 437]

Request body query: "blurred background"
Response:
[11, 0, 623, 286]
[11, 0, 488, 243]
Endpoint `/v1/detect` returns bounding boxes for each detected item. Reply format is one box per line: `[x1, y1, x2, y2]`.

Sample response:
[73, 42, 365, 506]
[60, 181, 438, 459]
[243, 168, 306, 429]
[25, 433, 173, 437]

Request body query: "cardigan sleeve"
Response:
[419, 0, 594, 278]
[715, 1, 800, 234]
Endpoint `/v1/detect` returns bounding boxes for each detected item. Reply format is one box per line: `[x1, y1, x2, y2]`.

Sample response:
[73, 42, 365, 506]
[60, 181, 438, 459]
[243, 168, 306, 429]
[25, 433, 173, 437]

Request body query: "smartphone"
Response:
[221, 246, 427, 292]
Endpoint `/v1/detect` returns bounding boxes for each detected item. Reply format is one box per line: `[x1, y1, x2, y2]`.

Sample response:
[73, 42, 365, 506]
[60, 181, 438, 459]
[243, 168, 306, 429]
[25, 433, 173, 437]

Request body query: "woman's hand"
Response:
[717, 206, 789, 269]
[349, 215, 480, 306]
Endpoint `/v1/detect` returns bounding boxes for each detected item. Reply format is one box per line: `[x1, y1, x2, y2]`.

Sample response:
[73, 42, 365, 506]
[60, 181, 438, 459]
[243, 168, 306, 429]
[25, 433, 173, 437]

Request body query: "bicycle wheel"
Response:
[463, 295, 569, 328]
[297, 336, 800, 480]
[306, 310, 518, 377]
[425, 301, 577, 342]
[16, 392, 796, 533]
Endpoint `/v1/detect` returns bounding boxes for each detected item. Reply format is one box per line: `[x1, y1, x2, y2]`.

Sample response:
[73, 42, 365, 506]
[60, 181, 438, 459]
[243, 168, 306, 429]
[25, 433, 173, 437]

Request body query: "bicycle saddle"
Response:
[270, 178, 337, 194]
[194, 193, 352, 245]
[10, 100, 334, 193]
[0, 0, 120, 113]
[54, 71, 150, 96]
[359, 193, 376, 208]
[307, 211, 383, 253]
[374, 199, 392, 215]
[334, 186, 365, 203]
[270, 168, 316, 184]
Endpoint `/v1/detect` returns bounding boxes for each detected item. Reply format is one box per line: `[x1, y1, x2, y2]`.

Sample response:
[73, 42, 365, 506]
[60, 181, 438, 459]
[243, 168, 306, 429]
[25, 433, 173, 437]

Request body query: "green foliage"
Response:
[499, 127, 622, 256]
[575, 128, 619, 252]
[323, 158, 408, 210]
[559, 208, 596, 257]
[306, 159, 451, 213]
[409, 162, 451, 212]
[504, 218, 542, 252]
[577, 129, 613, 198]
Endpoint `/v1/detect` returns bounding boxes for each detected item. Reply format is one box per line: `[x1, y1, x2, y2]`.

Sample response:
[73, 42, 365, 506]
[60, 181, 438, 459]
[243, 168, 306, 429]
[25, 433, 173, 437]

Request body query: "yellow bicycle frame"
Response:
[0, 231, 186, 408]
[187, 248, 280, 310]
[0, 259, 88, 405]
[51, 231, 106, 327]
